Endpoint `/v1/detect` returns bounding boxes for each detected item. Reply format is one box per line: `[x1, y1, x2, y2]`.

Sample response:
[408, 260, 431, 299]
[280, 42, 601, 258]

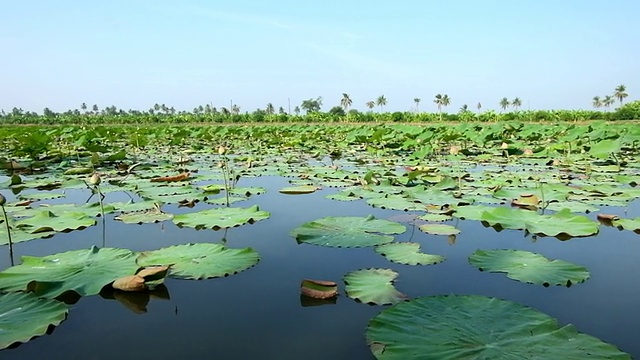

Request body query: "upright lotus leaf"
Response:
[291, 215, 405, 248]
[15, 210, 96, 233]
[136, 243, 259, 280]
[344, 268, 407, 305]
[173, 205, 270, 230]
[0, 292, 69, 350]
[0, 246, 140, 298]
[469, 249, 589, 287]
[366, 295, 630, 359]
[375, 242, 445, 266]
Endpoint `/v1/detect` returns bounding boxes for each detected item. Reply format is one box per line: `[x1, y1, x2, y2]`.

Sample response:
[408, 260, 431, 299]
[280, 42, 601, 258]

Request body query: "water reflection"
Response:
[299, 294, 337, 307]
[100, 284, 171, 314]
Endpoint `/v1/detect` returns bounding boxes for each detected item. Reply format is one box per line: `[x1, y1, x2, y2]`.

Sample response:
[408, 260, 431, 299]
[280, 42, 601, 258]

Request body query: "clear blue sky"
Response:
[1, 1, 638, 113]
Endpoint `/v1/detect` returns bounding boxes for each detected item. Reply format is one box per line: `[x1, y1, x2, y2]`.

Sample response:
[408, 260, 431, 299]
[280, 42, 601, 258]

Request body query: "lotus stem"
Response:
[0, 193, 14, 266]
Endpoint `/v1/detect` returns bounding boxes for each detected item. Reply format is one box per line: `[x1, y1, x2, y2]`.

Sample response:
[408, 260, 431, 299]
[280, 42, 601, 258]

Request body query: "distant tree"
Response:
[614, 85, 628, 104]
[231, 104, 241, 115]
[459, 104, 469, 113]
[43, 107, 55, 117]
[300, 97, 323, 114]
[294, 106, 301, 115]
[603, 95, 615, 110]
[329, 106, 346, 117]
[340, 93, 352, 111]
[414, 98, 421, 112]
[376, 95, 387, 112]
[266, 103, 275, 115]
[592, 96, 602, 109]
[441, 94, 451, 110]
[433, 94, 450, 120]
[476, 102, 482, 111]
[278, 106, 286, 115]
[512, 97, 522, 110]
[92, 104, 99, 114]
[81, 103, 87, 112]
[499, 98, 510, 111]
[366, 101, 375, 111]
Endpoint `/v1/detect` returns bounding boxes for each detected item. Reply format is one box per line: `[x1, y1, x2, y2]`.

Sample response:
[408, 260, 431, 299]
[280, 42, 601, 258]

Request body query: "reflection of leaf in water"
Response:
[100, 284, 171, 315]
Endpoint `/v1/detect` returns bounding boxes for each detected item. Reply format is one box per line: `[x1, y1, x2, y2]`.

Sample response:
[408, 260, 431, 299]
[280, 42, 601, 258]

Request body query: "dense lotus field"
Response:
[0, 122, 639, 359]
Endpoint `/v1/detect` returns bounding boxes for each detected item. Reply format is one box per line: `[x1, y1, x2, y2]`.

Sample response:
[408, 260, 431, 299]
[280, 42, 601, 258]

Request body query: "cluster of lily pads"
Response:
[0, 121, 639, 358]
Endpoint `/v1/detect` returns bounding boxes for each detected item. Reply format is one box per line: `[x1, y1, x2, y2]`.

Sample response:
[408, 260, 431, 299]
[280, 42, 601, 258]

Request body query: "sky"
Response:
[1, 1, 638, 114]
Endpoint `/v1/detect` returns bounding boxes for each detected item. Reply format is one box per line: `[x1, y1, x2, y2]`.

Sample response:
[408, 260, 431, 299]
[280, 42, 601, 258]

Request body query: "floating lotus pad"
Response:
[279, 185, 319, 194]
[367, 195, 424, 211]
[0, 292, 69, 349]
[15, 210, 96, 234]
[137, 243, 259, 280]
[418, 223, 460, 235]
[114, 209, 174, 224]
[469, 249, 590, 287]
[0, 246, 140, 298]
[375, 242, 445, 266]
[173, 205, 270, 230]
[343, 268, 407, 305]
[612, 217, 640, 232]
[366, 295, 630, 359]
[480, 207, 599, 237]
[291, 215, 405, 248]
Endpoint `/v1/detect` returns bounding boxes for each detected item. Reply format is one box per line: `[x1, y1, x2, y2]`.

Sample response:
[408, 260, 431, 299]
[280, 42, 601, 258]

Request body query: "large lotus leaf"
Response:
[418, 223, 460, 236]
[343, 268, 407, 305]
[109, 200, 159, 213]
[453, 204, 496, 220]
[205, 196, 247, 206]
[480, 207, 599, 237]
[612, 217, 640, 232]
[545, 201, 599, 213]
[469, 249, 589, 286]
[12, 202, 117, 218]
[366, 295, 630, 359]
[0, 246, 139, 298]
[375, 242, 445, 266]
[172, 205, 270, 230]
[0, 227, 56, 246]
[367, 195, 424, 211]
[290, 215, 405, 248]
[15, 210, 96, 233]
[136, 243, 259, 280]
[0, 292, 69, 349]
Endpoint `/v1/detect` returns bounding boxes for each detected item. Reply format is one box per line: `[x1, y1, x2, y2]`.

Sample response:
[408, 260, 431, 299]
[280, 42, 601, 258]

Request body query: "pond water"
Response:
[2, 174, 640, 359]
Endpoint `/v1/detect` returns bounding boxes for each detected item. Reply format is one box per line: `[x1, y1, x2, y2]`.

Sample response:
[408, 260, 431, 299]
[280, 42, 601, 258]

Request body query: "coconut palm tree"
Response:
[433, 94, 450, 120]
[376, 95, 387, 112]
[603, 95, 615, 110]
[614, 85, 628, 104]
[512, 97, 522, 110]
[592, 96, 602, 109]
[294, 106, 300, 115]
[340, 93, 352, 111]
[266, 103, 275, 115]
[499, 98, 510, 112]
[476, 102, 482, 111]
[414, 98, 421, 112]
[459, 104, 469, 113]
[231, 104, 241, 115]
[441, 94, 451, 110]
[366, 101, 375, 111]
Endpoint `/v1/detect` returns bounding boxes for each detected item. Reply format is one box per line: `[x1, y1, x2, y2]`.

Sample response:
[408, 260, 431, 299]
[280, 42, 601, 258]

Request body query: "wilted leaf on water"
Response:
[291, 215, 405, 248]
[300, 279, 338, 299]
[0, 292, 69, 349]
[343, 268, 407, 305]
[375, 242, 445, 266]
[468, 249, 589, 287]
[112, 275, 146, 292]
[150, 172, 190, 183]
[111, 265, 171, 292]
[511, 193, 539, 209]
[366, 295, 631, 359]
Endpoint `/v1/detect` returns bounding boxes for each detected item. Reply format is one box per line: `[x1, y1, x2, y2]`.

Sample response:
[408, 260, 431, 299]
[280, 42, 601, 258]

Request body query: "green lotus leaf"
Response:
[12, 202, 116, 218]
[0, 246, 139, 298]
[137, 243, 259, 280]
[366, 295, 630, 359]
[417, 213, 452, 222]
[290, 215, 405, 248]
[205, 196, 247, 206]
[279, 185, 319, 194]
[545, 201, 599, 213]
[15, 210, 96, 233]
[18, 192, 66, 201]
[63, 167, 94, 175]
[109, 200, 160, 213]
[469, 249, 589, 286]
[418, 223, 460, 235]
[0, 292, 69, 349]
[229, 186, 266, 196]
[453, 204, 499, 220]
[326, 192, 361, 201]
[343, 268, 407, 305]
[114, 209, 174, 224]
[375, 242, 445, 265]
[480, 207, 599, 237]
[367, 195, 424, 211]
[0, 227, 56, 246]
[172, 205, 270, 230]
[136, 185, 197, 198]
[612, 217, 640, 232]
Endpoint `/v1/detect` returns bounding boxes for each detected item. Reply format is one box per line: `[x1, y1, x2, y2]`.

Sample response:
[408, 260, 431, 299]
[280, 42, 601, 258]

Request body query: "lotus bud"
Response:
[89, 173, 101, 186]
[217, 161, 224, 168]
[0, 193, 6, 206]
[218, 145, 227, 155]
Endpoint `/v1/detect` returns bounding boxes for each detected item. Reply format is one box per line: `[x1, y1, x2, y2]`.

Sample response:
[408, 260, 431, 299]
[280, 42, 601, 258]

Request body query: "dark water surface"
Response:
[2, 175, 640, 359]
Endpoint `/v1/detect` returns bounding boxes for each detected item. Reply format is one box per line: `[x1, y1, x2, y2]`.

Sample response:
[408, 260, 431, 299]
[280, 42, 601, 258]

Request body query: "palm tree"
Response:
[92, 104, 99, 114]
[294, 106, 301, 115]
[512, 97, 522, 110]
[441, 94, 451, 110]
[266, 103, 274, 115]
[81, 103, 87, 113]
[592, 96, 602, 109]
[614, 85, 628, 104]
[603, 95, 615, 110]
[433, 94, 450, 120]
[414, 98, 421, 113]
[476, 102, 482, 111]
[340, 93, 352, 111]
[365, 101, 375, 111]
[376, 95, 387, 112]
[231, 104, 241, 115]
[499, 98, 510, 112]
[459, 104, 469, 113]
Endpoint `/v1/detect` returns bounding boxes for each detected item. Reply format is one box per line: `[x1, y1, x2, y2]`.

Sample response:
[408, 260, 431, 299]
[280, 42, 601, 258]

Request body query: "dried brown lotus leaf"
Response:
[112, 275, 147, 292]
[136, 265, 171, 280]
